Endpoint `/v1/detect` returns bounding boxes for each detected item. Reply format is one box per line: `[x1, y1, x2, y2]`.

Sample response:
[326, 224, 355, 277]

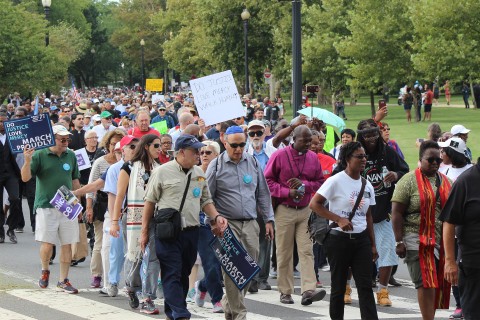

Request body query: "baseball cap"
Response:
[438, 137, 467, 156]
[119, 135, 138, 150]
[247, 120, 265, 130]
[92, 114, 101, 122]
[84, 112, 92, 118]
[114, 142, 121, 151]
[50, 106, 58, 111]
[92, 98, 100, 104]
[450, 125, 470, 136]
[175, 134, 205, 151]
[120, 111, 129, 117]
[100, 111, 112, 119]
[52, 125, 72, 136]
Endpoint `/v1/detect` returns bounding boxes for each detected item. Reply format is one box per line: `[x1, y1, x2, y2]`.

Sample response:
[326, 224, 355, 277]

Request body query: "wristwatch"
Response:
[395, 241, 404, 246]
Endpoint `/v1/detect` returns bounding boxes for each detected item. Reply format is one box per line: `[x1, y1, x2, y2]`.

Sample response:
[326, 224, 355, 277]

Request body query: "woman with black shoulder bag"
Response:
[310, 141, 378, 320]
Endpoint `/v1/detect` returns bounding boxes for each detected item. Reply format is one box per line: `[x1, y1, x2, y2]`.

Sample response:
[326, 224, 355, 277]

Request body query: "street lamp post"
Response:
[241, 9, 250, 94]
[140, 39, 145, 91]
[292, 0, 302, 116]
[91, 48, 95, 88]
[42, 0, 51, 46]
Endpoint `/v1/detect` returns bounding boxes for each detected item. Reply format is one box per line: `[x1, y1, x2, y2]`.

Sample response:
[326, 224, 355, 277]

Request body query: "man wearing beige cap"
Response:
[21, 125, 81, 294]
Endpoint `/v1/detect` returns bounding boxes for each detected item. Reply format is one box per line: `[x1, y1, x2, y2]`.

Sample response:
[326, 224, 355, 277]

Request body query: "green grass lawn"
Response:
[282, 103, 479, 169]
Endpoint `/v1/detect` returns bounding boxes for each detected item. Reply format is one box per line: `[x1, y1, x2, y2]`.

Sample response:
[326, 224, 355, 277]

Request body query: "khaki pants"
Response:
[275, 205, 316, 294]
[90, 219, 103, 277]
[221, 219, 259, 320]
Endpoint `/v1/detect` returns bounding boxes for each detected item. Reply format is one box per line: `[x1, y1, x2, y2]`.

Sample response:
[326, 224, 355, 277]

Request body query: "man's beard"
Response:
[251, 139, 262, 149]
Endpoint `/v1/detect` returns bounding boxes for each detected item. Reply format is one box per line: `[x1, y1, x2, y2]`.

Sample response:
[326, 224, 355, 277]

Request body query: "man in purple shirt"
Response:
[264, 125, 326, 305]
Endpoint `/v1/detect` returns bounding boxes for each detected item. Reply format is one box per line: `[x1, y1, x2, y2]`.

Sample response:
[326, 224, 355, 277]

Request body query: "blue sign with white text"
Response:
[4, 113, 54, 153]
[210, 226, 260, 290]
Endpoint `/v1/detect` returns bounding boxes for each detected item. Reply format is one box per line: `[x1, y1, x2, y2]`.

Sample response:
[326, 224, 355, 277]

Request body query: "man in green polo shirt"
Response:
[21, 125, 81, 294]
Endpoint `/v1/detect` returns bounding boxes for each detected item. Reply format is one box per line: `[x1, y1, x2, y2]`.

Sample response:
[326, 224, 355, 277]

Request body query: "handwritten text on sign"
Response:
[189, 70, 245, 126]
[210, 226, 260, 290]
[4, 113, 54, 153]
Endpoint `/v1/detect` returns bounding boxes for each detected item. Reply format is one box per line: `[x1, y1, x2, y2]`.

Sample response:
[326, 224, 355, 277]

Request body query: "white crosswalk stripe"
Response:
[1, 286, 456, 320]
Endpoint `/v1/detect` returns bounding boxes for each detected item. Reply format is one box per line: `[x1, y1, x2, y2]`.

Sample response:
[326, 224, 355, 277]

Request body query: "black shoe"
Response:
[388, 276, 402, 287]
[248, 280, 258, 293]
[280, 293, 294, 304]
[6, 229, 17, 244]
[49, 258, 54, 265]
[258, 281, 271, 290]
[70, 260, 78, 267]
[0, 235, 4, 243]
[301, 289, 327, 306]
[128, 290, 139, 309]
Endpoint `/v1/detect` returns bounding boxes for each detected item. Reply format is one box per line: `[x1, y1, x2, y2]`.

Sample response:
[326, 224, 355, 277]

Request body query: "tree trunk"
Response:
[370, 91, 375, 117]
[469, 75, 477, 107]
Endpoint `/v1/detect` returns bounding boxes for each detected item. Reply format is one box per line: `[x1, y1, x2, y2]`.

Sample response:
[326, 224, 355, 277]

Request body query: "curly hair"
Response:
[99, 128, 126, 152]
[339, 141, 364, 168]
[419, 140, 439, 160]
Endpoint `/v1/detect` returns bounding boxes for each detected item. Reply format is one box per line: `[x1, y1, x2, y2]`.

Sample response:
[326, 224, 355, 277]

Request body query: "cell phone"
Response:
[378, 99, 387, 110]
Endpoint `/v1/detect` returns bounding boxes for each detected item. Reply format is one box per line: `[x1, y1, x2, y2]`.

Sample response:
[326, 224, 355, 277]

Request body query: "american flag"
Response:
[70, 78, 81, 101]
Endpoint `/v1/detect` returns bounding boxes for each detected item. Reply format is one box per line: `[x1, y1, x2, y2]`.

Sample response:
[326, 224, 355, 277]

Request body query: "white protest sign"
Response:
[74, 148, 91, 171]
[189, 70, 244, 126]
[152, 94, 165, 105]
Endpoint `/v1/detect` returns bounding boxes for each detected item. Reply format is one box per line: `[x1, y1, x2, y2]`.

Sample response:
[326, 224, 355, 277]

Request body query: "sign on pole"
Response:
[189, 70, 244, 126]
[4, 113, 54, 153]
[145, 79, 164, 92]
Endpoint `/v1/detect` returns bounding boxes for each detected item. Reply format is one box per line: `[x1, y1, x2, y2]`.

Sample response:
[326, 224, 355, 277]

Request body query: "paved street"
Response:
[0, 202, 456, 320]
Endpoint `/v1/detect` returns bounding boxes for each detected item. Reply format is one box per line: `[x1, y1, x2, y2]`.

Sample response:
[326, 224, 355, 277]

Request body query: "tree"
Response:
[336, 0, 414, 115]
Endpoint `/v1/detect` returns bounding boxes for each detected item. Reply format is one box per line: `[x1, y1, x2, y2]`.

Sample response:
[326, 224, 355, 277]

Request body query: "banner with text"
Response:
[49, 185, 83, 221]
[189, 70, 244, 126]
[210, 226, 260, 290]
[4, 113, 54, 154]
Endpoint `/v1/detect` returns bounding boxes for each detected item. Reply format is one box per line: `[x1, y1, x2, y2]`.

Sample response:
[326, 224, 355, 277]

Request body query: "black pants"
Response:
[458, 263, 480, 320]
[18, 178, 36, 230]
[324, 231, 378, 320]
[0, 175, 22, 235]
[254, 216, 272, 283]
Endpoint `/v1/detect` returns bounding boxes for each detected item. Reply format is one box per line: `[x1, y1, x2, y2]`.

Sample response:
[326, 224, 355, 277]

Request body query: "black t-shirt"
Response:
[439, 164, 480, 268]
[79, 149, 97, 185]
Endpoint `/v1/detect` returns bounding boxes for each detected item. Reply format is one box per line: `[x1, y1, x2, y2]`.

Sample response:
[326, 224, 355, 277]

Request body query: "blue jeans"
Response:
[197, 226, 223, 304]
[156, 227, 199, 320]
[108, 214, 126, 285]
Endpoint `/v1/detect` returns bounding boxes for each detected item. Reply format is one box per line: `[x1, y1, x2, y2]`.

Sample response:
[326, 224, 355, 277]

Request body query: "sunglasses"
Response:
[248, 130, 264, 137]
[382, 128, 391, 131]
[56, 138, 72, 143]
[200, 150, 213, 156]
[227, 142, 246, 149]
[352, 154, 367, 159]
[150, 143, 161, 148]
[423, 157, 442, 164]
[104, 116, 112, 120]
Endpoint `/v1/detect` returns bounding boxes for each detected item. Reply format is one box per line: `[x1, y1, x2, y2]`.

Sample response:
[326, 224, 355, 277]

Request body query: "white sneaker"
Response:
[194, 280, 206, 307]
[212, 301, 224, 313]
[321, 264, 330, 272]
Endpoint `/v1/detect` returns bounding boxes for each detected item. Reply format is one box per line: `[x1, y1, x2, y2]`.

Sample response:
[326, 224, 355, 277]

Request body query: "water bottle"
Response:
[293, 184, 305, 203]
[382, 166, 391, 188]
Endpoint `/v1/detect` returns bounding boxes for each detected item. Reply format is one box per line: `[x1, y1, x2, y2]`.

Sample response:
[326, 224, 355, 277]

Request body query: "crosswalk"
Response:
[0, 285, 455, 320]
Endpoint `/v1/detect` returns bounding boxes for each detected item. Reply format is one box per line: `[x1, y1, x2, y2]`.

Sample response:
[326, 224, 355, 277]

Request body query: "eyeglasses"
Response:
[86, 136, 98, 140]
[248, 130, 264, 137]
[56, 137, 72, 143]
[150, 143, 161, 149]
[227, 142, 247, 149]
[162, 142, 172, 145]
[352, 154, 367, 159]
[200, 150, 213, 155]
[159, 109, 166, 112]
[423, 157, 442, 164]
[382, 128, 391, 131]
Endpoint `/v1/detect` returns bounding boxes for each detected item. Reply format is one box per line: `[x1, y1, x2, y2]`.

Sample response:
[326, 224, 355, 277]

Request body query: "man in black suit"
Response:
[0, 113, 22, 243]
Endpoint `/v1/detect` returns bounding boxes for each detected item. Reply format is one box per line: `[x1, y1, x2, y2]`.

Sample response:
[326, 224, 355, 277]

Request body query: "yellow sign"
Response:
[146, 79, 164, 92]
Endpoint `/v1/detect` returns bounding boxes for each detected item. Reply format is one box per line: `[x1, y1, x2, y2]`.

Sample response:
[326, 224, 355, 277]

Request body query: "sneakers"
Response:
[99, 287, 108, 295]
[6, 229, 17, 244]
[90, 276, 102, 288]
[194, 280, 206, 307]
[344, 284, 352, 304]
[376, 288, 392, 306]
[212, 301, 224, 313]
[15, 228, 24, 233]
[56, 279, 78, 294]
[38, 270, 50, 288]
[139, 298, 159, 315]
[269, 268, 277, 279]
[280, 293, 294, 304]
[321, 264, 330, 272]
[107, 284, 118, 297]
[316, 280, 323, 288]
[186, 288, 195, 303]
[258, 281, 272, 290]
[128, 290, 140, 309]
[449, 308, 463, 319]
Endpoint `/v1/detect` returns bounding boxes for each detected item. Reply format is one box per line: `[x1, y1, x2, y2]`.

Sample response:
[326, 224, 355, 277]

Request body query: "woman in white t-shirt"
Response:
[310, 141, 378, 320]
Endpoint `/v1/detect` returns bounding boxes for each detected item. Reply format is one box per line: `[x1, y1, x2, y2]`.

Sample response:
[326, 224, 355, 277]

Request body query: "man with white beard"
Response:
[245, 120, 273, 292]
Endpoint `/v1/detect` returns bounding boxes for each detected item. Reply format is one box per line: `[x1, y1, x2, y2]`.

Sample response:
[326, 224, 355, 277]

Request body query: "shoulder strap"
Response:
[179, 172, 192, 213]
[348, 177, 367, 221]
